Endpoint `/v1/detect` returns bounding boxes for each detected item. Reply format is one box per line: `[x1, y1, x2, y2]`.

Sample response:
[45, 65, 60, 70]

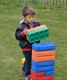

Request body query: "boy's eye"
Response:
[32, 16, 35, 18]
[28, 15, 35, 19]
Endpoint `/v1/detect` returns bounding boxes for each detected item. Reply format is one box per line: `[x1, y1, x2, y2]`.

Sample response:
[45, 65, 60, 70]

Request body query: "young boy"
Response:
[15, 6, 41, 80]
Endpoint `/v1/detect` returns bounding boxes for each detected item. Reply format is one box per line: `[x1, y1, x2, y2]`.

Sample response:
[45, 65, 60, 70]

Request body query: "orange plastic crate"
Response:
[26, 25, 46, 33]
[32, 50, 56, 57]
[32, 55, 55, 62]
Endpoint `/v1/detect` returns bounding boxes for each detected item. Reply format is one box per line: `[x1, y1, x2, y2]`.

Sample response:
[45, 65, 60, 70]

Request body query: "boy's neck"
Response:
[24, 19, 34, 24]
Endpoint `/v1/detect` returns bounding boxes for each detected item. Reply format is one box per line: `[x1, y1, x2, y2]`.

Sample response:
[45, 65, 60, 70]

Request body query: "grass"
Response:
[0, 0, 67, 80]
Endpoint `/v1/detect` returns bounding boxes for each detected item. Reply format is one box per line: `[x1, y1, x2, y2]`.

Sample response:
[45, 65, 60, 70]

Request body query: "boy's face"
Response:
[24, 15, 35, 24]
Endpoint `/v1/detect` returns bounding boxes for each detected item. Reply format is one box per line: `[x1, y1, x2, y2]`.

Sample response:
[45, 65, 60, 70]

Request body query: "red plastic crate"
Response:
[31, 75, 54, 80]
[31, 71, 44, 77]
[31, 75, 46, 80]
[46, 76, 54, 80]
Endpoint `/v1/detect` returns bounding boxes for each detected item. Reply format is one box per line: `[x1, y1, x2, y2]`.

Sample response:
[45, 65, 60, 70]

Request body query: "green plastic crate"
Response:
[27, 27, 49, 43]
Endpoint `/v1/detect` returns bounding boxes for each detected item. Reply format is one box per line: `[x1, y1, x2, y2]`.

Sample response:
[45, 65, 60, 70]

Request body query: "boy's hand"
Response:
[23, 28, 27, 34]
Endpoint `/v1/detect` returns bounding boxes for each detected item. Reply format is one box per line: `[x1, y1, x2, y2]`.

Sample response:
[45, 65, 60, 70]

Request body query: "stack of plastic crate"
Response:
[31, 42, 56, 80]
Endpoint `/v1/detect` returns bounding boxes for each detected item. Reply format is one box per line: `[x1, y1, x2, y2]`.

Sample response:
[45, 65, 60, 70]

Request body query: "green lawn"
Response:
[0, 1, 67, 80]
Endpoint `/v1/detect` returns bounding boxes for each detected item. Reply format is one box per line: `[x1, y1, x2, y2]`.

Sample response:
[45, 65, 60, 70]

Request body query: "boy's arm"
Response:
[15, 24, 25, 40]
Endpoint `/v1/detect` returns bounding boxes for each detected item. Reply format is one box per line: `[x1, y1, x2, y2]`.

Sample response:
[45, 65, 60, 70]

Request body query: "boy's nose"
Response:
[31, 18, 33, 20]
[31, 18, 34, 21]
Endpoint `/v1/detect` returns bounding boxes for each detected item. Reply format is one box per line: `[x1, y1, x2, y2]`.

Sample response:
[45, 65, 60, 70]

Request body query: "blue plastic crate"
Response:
[32, 42, 56, 51]
[32, 60, 55, 67]
[31, 65, 54, 72]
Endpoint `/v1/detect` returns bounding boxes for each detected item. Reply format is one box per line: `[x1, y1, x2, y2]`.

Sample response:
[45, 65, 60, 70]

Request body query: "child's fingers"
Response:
[24, 28, 28, 34]
[24, 28, 27, 31]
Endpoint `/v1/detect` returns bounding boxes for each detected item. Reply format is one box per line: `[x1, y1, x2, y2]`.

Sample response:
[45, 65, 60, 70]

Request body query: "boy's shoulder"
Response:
[19, 19, 24, 24]
[17, 19, 26, 30]
[19, 19, 26, 26]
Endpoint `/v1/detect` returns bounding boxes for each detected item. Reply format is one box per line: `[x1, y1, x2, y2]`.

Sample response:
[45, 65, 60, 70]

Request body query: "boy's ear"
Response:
[22, 15, 25, 18]
[22, 16, 24, 18]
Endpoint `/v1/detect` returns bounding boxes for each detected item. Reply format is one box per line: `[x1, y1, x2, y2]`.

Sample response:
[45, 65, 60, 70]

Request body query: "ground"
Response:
[0, 0, 67, 80]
